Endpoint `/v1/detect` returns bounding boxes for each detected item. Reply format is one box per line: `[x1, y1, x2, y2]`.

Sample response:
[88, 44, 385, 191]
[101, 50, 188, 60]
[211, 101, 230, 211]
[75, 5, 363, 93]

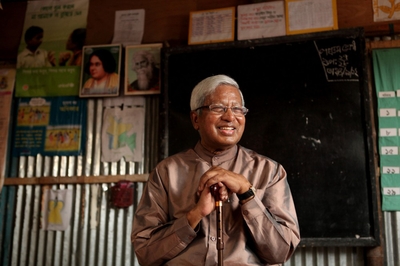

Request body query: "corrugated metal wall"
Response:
[0, 97, 399, 266]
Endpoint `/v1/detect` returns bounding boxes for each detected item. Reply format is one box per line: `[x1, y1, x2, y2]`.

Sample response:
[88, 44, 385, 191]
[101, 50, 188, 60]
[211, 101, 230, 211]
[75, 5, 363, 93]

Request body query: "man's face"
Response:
[190, 85, 246, 153]
[133, 55, 150, 73]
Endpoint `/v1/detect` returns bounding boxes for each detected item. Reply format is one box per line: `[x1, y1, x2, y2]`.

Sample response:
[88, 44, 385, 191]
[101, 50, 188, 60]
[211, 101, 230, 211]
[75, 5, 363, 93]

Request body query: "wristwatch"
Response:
[237, 185, 256, 201]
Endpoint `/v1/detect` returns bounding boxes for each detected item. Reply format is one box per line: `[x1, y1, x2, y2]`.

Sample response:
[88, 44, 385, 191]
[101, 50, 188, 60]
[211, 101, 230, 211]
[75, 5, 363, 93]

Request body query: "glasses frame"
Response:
[194, 104, 249, 116]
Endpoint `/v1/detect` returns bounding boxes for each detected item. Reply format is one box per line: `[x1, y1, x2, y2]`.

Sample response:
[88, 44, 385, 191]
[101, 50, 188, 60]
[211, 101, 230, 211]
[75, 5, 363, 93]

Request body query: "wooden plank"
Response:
[2, 174, 149, 185]
[366, 39, 400, 50]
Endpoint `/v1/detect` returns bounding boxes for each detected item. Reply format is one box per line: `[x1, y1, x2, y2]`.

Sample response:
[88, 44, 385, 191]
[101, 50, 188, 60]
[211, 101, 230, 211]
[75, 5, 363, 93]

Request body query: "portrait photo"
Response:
[125, 43, 162, 95]
[80, 44, 121, 98]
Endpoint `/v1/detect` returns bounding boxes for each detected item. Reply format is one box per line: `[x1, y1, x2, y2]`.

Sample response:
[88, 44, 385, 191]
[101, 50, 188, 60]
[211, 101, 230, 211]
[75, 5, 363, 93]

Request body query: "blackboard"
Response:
[161, 28, 379, 246]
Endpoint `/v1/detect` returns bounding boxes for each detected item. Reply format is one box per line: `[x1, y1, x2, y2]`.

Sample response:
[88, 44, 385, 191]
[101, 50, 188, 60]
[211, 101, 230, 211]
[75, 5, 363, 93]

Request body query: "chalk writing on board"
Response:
[314, 40, 359, 82]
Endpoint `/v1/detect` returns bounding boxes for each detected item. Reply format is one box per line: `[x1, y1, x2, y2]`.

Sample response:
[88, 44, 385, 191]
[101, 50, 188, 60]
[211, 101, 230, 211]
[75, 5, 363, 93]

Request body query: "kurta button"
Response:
[210, 236, 216, 241]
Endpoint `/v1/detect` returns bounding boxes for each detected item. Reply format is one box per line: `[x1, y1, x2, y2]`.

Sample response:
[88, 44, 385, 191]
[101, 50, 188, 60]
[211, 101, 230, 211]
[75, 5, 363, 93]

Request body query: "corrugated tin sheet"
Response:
[0, 97, 399, 266]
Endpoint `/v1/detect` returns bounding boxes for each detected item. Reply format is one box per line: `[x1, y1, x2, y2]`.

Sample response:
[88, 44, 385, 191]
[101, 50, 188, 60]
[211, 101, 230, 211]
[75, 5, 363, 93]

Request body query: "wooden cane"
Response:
[210, 184, 224, 266]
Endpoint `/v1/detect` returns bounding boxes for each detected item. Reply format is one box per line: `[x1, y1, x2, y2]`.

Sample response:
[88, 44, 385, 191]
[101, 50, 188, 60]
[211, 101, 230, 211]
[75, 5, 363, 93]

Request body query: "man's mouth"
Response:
[219, 126, 235, 130]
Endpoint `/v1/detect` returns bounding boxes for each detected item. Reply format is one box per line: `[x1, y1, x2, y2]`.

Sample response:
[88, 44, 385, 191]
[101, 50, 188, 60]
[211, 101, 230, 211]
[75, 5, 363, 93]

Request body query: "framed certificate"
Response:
[188, 7, 235, 45]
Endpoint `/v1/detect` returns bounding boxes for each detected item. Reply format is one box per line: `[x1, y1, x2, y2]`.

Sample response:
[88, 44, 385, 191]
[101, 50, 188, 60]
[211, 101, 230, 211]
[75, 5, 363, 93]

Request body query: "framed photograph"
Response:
[80, 44, 121, 97]
[125, 43, 162, 95]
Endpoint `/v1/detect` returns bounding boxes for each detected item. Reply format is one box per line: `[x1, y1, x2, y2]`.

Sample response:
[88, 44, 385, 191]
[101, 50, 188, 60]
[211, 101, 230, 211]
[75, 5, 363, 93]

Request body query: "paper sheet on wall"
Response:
[101, 97, 145, 162]
[373, 0, 400, 22]
[237, 1, 285, 40]
[285, 0, 338, 35]
[372, 48, 400, 211]
[42, 188, 73, 230]
[188, 7, 235, 45]
[112, 9, 145, 45]
[0, 68, 16, 193]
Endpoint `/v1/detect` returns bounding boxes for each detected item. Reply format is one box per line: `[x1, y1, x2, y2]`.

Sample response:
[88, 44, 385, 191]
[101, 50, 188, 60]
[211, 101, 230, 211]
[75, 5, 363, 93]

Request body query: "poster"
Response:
[101, 97, 145, 162]
[188, 7, 235, 45]
[237, 1, 286, 40]
[0, 68, 16, 192]
[15, 0, 89, 97]
[373, 0, 400, 22]
[12, 96, 86, 157]
[285, 0, 338, 35]
[42, 188, 73, 231]
[372, 48, 400, 211]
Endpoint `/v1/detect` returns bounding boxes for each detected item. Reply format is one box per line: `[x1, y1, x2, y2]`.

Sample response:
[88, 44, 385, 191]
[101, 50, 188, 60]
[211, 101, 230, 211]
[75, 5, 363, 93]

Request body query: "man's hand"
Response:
[187, 174, 230, 229]
[198, 166, 251, 195]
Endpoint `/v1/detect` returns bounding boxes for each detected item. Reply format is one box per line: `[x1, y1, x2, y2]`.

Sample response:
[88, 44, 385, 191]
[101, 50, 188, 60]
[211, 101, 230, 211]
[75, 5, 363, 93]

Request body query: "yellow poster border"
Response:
[188, 6, 235, 45]
[285, 0, 338, 35]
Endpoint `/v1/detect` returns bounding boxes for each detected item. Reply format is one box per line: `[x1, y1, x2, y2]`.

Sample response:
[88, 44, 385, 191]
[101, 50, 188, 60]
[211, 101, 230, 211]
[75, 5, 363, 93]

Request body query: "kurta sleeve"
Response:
[131, 168, 197, 266]
[240, 163, 300, 264]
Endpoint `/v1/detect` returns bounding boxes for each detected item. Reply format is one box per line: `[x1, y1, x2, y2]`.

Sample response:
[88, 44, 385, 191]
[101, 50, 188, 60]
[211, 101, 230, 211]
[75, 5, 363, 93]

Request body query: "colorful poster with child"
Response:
[15, 0, 89, 97]
[12, 96, 86, 156]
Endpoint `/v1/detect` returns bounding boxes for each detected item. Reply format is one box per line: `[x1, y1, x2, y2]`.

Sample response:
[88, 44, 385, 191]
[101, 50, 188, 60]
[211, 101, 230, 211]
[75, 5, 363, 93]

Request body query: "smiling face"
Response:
[190, 84, 246, 153]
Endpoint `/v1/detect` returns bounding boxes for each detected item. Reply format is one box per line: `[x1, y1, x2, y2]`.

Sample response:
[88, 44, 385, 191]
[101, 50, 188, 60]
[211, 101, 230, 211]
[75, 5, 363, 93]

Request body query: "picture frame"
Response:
[188, 7, 235, 45]
[80, 44, 121, 98]
[125, 43, 162, 95]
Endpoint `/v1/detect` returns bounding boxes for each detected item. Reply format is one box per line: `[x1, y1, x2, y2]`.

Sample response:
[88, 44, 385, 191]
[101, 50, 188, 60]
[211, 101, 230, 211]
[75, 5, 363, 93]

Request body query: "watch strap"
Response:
[237, 186, 255, 201]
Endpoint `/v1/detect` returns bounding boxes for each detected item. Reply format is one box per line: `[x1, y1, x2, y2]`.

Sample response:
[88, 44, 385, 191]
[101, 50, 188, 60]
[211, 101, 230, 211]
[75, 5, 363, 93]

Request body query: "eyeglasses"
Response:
[195, 104, 249, 116]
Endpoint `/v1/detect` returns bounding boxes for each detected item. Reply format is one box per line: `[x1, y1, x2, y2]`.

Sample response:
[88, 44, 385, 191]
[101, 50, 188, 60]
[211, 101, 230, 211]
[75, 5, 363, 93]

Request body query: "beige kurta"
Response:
[132, 142, 300, 266]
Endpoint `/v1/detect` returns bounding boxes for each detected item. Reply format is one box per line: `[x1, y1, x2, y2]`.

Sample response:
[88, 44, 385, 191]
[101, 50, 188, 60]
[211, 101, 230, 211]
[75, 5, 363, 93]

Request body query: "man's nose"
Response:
[221, 108, 235, 120]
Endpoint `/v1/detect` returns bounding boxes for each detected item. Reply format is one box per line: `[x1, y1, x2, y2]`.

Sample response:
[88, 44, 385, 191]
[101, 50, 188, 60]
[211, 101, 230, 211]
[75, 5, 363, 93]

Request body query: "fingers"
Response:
[198, 166, 247, 194]
[198, 166, 222, 191]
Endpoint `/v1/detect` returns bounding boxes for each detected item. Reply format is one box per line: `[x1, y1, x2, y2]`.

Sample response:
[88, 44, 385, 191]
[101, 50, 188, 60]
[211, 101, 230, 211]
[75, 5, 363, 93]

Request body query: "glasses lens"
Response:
[231, 107, 245, 115]
[209, 105, 248, 116]
[210, 105, 225, 113]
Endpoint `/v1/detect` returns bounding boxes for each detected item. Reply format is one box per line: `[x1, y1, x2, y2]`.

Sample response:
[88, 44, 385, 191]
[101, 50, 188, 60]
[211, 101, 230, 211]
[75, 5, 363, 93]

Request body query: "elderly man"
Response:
[128, 50, 160, 91]
[132, 74, 300, 265]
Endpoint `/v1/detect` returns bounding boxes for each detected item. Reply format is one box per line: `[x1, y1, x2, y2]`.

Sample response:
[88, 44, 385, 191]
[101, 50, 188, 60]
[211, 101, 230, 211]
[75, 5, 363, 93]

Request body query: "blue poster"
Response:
[13, 97, 86, 156]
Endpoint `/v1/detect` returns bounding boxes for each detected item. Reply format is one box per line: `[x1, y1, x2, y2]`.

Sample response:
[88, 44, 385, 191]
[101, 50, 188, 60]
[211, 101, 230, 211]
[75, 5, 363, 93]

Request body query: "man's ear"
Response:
[190, 111, 200, 130]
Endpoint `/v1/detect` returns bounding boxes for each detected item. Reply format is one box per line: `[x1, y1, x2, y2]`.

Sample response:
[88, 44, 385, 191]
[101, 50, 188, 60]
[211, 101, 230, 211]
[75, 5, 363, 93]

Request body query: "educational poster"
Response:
[237, 1, 286, 40]
[188, 7, 235, 45]
[12, 96, 86, 157]
[42, 188, 73, 231]
[101, 96, 145, 162]
[372, 48, 400, 211]
[0, 68, 16, 192]
[373, 0, 400, 22]
[285, 0, 338, 35]
[15, 0, 89, 97]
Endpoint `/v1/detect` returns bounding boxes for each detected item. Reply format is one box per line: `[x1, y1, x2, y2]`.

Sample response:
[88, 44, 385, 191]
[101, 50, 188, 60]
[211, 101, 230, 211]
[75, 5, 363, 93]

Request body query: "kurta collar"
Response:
[193, 141, 238, 165]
